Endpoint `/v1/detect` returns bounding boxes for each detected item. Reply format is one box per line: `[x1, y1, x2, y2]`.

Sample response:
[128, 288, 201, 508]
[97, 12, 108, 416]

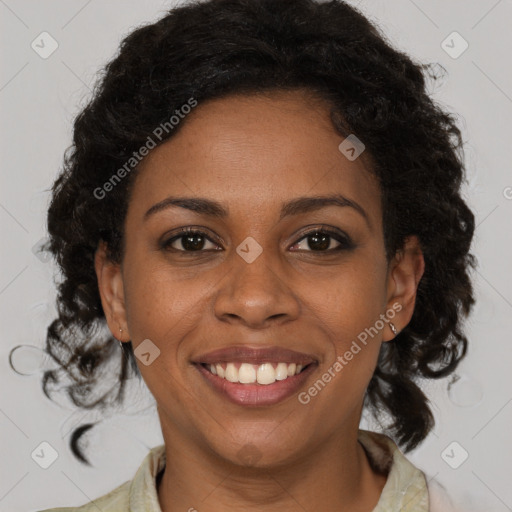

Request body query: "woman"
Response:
[38, 0, 476, 510]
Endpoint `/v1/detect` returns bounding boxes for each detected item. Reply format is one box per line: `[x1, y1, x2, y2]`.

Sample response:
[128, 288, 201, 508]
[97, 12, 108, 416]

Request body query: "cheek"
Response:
[313, 260, 387, 339]
[309, 257, 387, 385]
[123, 256, 208, 343]
[303, 273, 385, 419]
[121, 260, 205, 408]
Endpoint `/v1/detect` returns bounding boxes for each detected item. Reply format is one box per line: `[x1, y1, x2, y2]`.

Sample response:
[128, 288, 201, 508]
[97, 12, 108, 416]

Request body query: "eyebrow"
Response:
[144, 194, 371, 228]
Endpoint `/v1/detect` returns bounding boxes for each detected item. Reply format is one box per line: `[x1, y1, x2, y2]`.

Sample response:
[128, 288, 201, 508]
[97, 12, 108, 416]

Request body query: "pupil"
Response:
[183, 234, 204, 251]
[309, 232, 329, 251]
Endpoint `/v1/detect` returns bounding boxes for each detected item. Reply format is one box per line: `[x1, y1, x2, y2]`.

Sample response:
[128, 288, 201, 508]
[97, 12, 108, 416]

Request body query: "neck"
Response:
[156, 426, 387, 512]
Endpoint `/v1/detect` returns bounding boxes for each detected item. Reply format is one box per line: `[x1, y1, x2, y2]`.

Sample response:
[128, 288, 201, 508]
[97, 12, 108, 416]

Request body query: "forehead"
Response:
[128, 90, 381, 227]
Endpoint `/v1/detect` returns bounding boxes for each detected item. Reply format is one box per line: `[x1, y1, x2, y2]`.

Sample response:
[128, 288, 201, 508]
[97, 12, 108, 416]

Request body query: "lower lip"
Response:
[195, 363, 317, 406]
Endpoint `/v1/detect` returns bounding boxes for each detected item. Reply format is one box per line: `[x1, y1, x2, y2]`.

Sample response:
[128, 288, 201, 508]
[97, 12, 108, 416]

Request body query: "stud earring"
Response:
[118, 327, 124, 348]
[389, 322, 398, 336]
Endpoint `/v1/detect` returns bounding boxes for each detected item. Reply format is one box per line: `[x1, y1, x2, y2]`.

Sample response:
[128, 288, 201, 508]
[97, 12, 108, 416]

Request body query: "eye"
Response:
[290, 227, 354, 253]
[162, 228, 221, 252]
[161, 226, 354, 254]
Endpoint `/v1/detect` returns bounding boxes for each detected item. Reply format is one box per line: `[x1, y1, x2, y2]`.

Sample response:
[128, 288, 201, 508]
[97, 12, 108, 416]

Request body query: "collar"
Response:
[127, 429, 428, 512]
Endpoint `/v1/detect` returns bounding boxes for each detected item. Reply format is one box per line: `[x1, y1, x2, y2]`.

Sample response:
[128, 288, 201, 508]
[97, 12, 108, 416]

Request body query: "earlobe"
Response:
[383, 235, 425, 342]
[94, 240, 129, 341]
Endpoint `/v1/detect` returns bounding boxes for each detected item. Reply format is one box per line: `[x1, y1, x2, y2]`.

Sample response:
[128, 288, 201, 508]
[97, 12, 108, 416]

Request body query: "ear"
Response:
[94, 240, 130, 342]
[382, 235, 425, 342]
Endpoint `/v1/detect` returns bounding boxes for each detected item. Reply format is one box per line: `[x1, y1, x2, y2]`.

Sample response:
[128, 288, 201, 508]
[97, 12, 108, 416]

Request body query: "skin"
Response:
[95, 89, 425, 512]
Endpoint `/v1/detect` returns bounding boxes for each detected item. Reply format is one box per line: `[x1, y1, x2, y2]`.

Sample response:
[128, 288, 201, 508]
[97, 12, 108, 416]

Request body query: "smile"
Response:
[194, 362, 318, 407]
[192, 345, 318, 406]
[202, 361, 308, 385]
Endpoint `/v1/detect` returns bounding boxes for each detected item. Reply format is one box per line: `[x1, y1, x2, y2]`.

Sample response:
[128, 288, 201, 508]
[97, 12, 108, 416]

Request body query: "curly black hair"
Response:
[30, 0, 477, 463]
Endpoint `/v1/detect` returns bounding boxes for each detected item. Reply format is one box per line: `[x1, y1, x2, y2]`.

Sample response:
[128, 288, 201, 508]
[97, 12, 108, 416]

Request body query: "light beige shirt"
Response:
[40, 429, 435, 511]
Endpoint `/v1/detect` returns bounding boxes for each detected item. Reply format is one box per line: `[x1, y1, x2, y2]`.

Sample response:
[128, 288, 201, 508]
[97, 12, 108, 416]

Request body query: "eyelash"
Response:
[161, 226, 354, 255]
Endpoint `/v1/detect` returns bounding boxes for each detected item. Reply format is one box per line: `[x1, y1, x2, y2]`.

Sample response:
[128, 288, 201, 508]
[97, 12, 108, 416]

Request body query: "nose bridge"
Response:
[234, 247, 278, 292]
[213, 240, 299, 326]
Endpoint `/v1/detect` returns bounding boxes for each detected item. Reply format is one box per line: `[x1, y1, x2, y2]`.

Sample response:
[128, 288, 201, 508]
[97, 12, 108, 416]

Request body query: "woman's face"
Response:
[96, 90, 424, 467]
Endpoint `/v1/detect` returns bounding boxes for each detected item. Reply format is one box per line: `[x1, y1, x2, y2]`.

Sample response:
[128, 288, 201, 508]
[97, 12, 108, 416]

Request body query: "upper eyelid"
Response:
[294, 225, 348, 240]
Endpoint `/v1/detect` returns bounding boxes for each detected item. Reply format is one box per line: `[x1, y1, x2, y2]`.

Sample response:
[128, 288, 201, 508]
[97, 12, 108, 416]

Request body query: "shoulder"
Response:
[37, 480, 130, 511]
[358, 429, 429, 511]
[358, 429, 472, 512]
[37, 444, 166, 512]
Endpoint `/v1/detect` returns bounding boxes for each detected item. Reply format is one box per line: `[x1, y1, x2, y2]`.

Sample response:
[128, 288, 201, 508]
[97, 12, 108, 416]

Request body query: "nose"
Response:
[213, 247, 300, 329]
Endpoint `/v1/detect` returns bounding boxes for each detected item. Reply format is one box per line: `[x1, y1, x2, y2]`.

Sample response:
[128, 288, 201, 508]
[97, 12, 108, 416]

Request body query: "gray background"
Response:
[1, 1, 511, 510]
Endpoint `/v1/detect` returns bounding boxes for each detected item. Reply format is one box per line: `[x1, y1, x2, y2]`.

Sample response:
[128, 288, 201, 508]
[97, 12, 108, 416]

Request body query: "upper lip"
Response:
[193, 346, 318, 366]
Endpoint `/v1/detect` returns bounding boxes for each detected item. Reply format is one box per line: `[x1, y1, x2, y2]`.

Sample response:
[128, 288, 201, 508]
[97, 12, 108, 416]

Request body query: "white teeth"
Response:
[205, 361, 309, 384]
[275, 362, 288, 380]
[238, 363, 256, 383]
[225, 362, 238, 382]
[257, 363, 276, 385]
[215, 364, 225, 378]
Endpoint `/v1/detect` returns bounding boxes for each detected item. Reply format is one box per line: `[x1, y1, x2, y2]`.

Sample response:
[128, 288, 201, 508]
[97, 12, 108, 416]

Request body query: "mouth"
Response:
[192, 346, 318, 406]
